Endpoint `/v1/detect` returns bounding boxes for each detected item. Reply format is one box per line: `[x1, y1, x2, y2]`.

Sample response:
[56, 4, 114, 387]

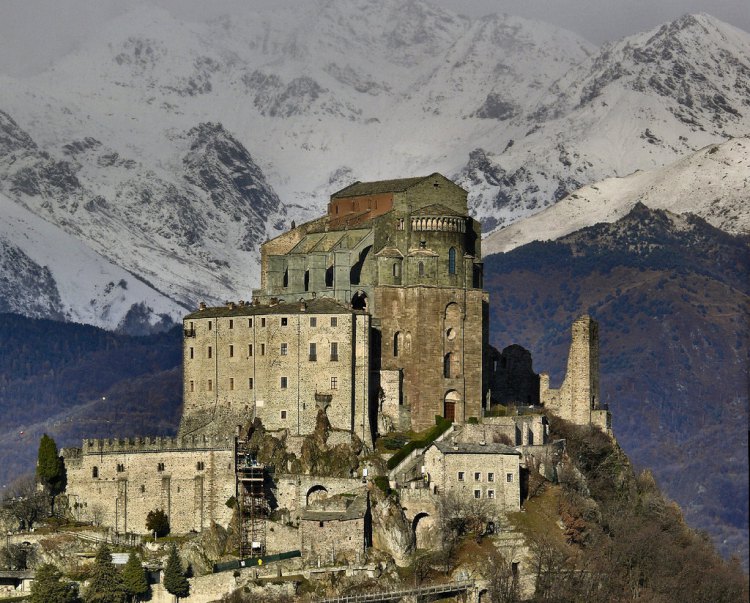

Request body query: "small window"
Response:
[309, 342, 317, 361]
[261, 344, 265, 356]
[229, 344, 234, 358]
[280, 343, 288, 356]
[117, 463, 125, 473]
[448, 247, 457, 275]
[331, 377, 338, 390]
[281, 410, 287, 420]
[458, 471, 465, 481]
[310, 317, 317, 327]
[189, 347, 194, 359]
[229, 319, 234, 329]
[207, 379, 213, 391]
[474, 489, 481, 499]
[157, 463, 165, 472]
[319, 521, 324, 528]
[474, 472, 481, 481]
[281, 317, 288, 326]
[261, 318, 266, 327]
[418, 262, 425, 276]
[196, 461, 205, 471]
[208, 321, 212, 331]
[330, 342, 338, 361]
[488, 472, 494, 482]
[140, 485, 145, 493]
[487, 489, 495, 499]
[506, 473, 514, 483]
[248, 344, 253, 357]
[330, 317, 337, 327]
[92, 467, 99, 478]
[189, 380, 195, 392]
[280, 377, 288, 389]
[248, 318, 253, 328]
[207, 346, 212, 359]
[248, 377, 254, 390]
[229, 378, 234, 391]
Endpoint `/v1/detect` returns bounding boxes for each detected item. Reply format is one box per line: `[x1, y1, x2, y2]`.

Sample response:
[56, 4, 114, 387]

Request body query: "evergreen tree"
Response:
[84, 544, 126, 603]
[145, 508, 170, 537]
[121, 552, 149, 603]
[163, 544, 190, 602]
[30, 563, 80, 603]
[36, 434, 66, 513]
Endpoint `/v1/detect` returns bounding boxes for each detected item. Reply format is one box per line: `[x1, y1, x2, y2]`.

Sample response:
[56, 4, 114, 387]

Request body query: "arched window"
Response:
[282, 268, 289, 288]
[418, 262, 425, 277]
[448, 247, 457, 275]
[443, 353, 451, 378]
[92, 466, 98, 478]
[394, 332, 401, 357]
[325, 264, 334, 287]
[392, 263, 400, 277]
[304, 270, 310, 291]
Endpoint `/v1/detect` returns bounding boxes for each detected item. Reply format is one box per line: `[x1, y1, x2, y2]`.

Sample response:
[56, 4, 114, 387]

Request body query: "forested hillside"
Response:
[484, 204, 749, 565]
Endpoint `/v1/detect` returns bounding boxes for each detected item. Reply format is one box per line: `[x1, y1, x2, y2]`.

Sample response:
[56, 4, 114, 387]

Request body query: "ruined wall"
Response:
[62, 437, 234, 534]
[455, 416, 547, 447]
[540, 315, 610, 432]
[299, 516, 366, 563]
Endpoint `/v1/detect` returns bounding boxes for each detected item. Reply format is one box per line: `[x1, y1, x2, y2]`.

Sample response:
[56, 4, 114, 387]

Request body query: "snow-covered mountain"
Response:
[0, 1, 747, 328]
[484, 136, 750, 255]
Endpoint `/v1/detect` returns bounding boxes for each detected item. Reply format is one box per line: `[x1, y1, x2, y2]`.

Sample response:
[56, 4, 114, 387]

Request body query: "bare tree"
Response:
[484, 551, 520, 603]
[2, 474, 48, 530]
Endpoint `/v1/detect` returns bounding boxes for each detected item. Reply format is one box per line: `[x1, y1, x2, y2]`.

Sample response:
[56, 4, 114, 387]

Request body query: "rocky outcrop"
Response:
[368, 484, 414, 567]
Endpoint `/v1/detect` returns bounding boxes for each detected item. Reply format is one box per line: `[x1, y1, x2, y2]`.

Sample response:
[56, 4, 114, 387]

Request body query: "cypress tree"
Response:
[121, 552, 149, 603]
[163, 544, 190, 602]
[30, 563, 80, 603]
[36, 434, 66, 513]
[84, 544, 126, 603]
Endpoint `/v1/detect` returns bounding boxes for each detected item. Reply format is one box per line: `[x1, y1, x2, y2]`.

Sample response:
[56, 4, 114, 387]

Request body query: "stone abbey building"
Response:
[62, 173, 610, 539]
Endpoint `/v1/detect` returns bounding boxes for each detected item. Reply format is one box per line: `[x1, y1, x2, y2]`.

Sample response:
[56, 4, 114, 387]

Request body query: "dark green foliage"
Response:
[83, 544, 126, 603]
[30, 563, 80, 603]
[386, 416, 452, 470]
[37, 434, 66, 497]
[163, 544, 190, 600]
[121, 552, 149, 603]
[145, 508, 170, 537]
[372, 476, 391, 496]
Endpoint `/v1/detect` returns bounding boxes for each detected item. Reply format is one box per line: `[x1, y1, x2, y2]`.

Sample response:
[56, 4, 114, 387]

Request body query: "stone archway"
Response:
[352, 290, 368, 311]
[306, 485, 328, 506]
[412, 512, 435, 550]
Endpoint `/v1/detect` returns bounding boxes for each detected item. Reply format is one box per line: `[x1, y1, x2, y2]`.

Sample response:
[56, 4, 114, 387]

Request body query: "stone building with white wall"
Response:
[422, 441, 522, 513]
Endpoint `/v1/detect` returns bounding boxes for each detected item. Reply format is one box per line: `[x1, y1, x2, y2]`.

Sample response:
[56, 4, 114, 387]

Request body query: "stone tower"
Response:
[540, 315, 610, 432]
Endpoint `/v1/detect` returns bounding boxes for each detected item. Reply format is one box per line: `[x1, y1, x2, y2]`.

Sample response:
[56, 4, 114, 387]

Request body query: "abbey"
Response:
[62, 173, 610, 544]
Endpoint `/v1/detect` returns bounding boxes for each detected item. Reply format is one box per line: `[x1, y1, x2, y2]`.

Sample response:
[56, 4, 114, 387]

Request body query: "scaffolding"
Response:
[235, 433, 269, 558]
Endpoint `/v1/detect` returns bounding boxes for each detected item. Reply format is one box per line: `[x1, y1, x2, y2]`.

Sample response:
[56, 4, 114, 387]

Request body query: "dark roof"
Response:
[410, 203, 465, 217]
[300, 493, 368, 522]
[184, 297, 363, 320]
[331, 174, 437, 199]
[430, 441, 521, 456]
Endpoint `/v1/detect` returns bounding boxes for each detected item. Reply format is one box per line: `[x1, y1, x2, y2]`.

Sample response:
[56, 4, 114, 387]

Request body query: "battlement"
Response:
[62, 434, 233, 458]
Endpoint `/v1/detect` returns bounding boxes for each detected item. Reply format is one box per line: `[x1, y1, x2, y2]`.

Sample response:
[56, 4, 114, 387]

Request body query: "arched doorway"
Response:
[444, 390, 461, 422]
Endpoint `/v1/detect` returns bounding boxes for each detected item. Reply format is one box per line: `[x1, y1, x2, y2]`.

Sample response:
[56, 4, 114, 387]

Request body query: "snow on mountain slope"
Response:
[458, 13, 750, 231]
[0, 1, 747, 329]
[483, 137, 750, 255]
[0, 191, 183, 330]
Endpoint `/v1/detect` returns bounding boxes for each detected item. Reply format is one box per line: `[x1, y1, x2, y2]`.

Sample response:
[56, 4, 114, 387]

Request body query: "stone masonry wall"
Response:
[423, 447, 521, 514]
[63, 440, 234, 534]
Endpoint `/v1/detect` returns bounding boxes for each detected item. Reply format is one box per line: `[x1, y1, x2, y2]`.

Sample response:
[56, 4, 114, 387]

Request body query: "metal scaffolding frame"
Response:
[235, 432, 269, 558]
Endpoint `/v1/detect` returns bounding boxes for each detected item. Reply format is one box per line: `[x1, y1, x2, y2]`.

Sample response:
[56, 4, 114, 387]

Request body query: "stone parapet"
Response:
[63, 435, 233, 459]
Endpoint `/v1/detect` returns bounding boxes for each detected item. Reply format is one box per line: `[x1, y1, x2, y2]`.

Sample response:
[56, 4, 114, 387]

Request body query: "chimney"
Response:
[227, 301, 236, 309]
[199, 302, 207, 311]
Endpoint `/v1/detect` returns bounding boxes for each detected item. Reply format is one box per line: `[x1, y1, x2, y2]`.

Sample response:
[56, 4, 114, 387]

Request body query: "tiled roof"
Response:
[410, 203, 464, 217]
[331, 174, 437, 199]
[431, 441, 521, 456]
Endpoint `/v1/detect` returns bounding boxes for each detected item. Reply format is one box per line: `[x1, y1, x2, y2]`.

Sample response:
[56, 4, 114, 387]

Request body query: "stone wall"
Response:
[375, 286, 487, 430]
[299, 516, 366, 563]
[62, 440, 234, 535]
[455, 415, 547, 447]
[423, 446, 521, 514]
[182, 300, 372, 446]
